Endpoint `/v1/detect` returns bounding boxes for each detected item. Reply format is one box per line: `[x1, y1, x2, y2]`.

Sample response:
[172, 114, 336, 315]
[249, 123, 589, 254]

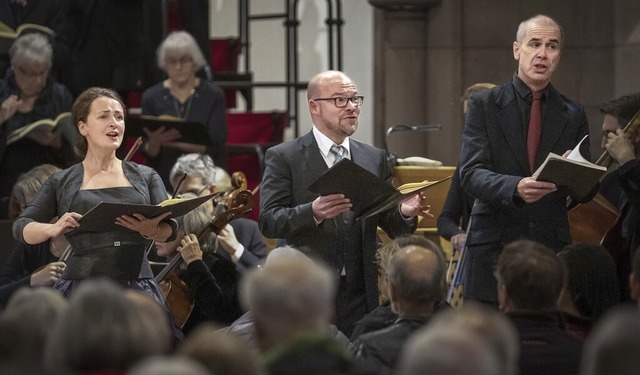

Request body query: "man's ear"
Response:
[513, 41, 520, 60]
[208, 183, 217, 194]
[497, 283, 512, 312]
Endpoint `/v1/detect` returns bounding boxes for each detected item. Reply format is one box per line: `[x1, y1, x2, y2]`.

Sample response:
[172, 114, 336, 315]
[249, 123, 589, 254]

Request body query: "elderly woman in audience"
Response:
[141, 30, 227, 191]
[0, 33, 75, 217]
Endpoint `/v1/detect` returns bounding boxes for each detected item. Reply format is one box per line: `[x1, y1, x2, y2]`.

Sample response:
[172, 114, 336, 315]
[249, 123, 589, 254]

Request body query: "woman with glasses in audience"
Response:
[141, 31, 227, 192]
[0, 33, 75, 218]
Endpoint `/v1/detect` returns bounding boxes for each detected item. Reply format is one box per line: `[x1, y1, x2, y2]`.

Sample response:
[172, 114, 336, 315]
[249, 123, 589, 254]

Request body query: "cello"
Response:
[568, 109, 640, 251]
[154, 174, 254, 328]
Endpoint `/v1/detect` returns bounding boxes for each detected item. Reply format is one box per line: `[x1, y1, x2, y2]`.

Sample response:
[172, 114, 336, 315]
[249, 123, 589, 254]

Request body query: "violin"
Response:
[155, 173, 254, 328]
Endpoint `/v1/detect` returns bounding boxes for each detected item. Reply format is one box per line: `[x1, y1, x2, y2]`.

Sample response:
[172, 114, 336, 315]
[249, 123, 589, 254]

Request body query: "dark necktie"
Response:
[527, 91, 543, 173]
[330, 144, 347, 166]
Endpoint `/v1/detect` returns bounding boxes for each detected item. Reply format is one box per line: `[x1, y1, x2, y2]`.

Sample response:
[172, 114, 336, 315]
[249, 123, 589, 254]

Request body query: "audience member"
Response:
[0, 164, 66, 308]
[396, 321, 499, 375]
[0, 32, 75, 218]
[169, 153, 267, 273]
[240, 254, 375, 374]
[599, 92, 640, 300]
[127, 356, 211, 375]
[141, 31, 227, 190]
[353, 244, 447, 373]
[177, 322, 264, 375]
[0, 287, 68, 374]
[424, 303, 519, 375]
[12, 88, 179, 313]
[259, 70, 428, 336]
[458, 15, 592, 304]
[222, 246, 350, 354]
[580, 306, 640, 375]
[351, 235, 449, 341]
[44, 279, 170, 374]
[496, 239, 583, 375]
[557, 243, 620, 339]
[123, 289, 174, 354]
[437, 82, 496, 251]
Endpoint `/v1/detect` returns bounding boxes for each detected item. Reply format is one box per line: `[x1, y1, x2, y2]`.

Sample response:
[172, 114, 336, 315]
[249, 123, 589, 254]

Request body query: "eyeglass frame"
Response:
[14, 65, 49, 79]
[312, 96, 364, 108]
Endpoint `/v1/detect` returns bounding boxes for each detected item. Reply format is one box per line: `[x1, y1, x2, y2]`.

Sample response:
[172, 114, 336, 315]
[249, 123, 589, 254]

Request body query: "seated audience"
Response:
[0, 287, 68, 374]
[352, 244, 446, 373]
[495, 239, 583, 375]
[240, 253, 375, 374]
[580, 306, 640, 375]
[396, 314, 501, 375]
[350, 235, 449, 341]
[222, 246, 349, 353]
[127, 356, 211, 375]
[421, 303, 519, 375]
[141, 31, 227, 190]
[557, 243, 620, 339]
[169, 153, 267, 274]
[0, 33, 75, 218]
[177, 322, 264, 375]
[44, 279, 172, 374]
[0, 164, 66, 308]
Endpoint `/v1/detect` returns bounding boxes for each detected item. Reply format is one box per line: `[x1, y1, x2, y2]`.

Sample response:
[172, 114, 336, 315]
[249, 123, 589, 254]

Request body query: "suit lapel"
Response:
[496, 86, 530, 175]
[301, 132, 329, 184]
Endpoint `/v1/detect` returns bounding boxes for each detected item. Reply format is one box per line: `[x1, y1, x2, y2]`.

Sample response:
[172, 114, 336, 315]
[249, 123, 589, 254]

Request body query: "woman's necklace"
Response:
[173, 88, 195, 120]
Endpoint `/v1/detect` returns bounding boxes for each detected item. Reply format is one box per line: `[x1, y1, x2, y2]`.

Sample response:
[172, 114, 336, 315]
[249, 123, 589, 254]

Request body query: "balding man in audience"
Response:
[495, 239, 583, 375]
[352, 244, 446, 373]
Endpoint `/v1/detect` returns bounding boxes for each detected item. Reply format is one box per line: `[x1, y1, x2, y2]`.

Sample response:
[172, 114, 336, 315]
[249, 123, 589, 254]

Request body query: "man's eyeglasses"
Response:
[313, 96, 364, 108]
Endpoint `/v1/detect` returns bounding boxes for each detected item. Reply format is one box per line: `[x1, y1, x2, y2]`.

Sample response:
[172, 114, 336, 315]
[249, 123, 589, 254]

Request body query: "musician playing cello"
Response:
[599, 92, 640, 300]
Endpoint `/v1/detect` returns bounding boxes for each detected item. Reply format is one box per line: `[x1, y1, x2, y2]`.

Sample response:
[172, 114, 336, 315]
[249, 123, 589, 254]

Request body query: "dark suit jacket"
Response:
[437, 161, 474, 241]
[259, 131, 417, 311]
[459, 78, 590, 302]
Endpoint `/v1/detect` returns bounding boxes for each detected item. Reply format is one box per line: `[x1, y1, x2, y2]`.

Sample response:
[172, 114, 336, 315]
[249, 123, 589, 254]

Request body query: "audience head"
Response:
[425, 303, 519, 375]
[495, 239, 564, 312]
[177, 323, 264, 375]
[71, 87, 126, 157]
[45, 279, 169, 373]
[123, 290, 173, 354]
[599, 92, 640, 149]
[462, 83, 496, 114]
[375, 235, 446, 304]
[580, 306, 640, 375]
[513, 15, 563, 89]
[0, 288, 68, 373]
[156, 30, 207, 72]
[8, 163, 61, 219]
[557, 243, 620, 321]
[9, 33, 53, 98]
[127, 356, 210, 375]
[240, 253, 335, 351]
[386, 244, 446, 316]
[307, 70, 361, 144]
[397, 320, 500, 375]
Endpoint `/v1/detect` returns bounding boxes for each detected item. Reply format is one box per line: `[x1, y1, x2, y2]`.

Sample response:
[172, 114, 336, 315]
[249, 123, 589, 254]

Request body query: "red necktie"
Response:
[527, 91, 542, 173]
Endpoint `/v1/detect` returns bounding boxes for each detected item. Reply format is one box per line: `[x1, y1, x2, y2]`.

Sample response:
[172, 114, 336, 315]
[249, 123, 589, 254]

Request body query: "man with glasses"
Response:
[259, 70, 429, 336]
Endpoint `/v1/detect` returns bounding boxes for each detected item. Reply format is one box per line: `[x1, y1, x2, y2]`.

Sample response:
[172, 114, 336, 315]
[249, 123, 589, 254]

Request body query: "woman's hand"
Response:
[0, 94, 21, 124]
[30, 261, 66, 287]
[142, 126, 181, 157]
[177, 233, 203, 264]
[400, 192, 434, 218]
[115, 211, 172, 239]
[48, 213, 82, 237]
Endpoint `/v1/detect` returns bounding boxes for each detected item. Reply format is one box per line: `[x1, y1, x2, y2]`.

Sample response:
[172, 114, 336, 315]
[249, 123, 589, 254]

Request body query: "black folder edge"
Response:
[307, 158, 452, 221]
[77, 193, 218, 232]
[125, 116, 212, 146]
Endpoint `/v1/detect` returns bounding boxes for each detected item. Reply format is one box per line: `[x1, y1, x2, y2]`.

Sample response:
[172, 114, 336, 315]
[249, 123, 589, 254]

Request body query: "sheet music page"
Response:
[567, 135, 590, 163]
